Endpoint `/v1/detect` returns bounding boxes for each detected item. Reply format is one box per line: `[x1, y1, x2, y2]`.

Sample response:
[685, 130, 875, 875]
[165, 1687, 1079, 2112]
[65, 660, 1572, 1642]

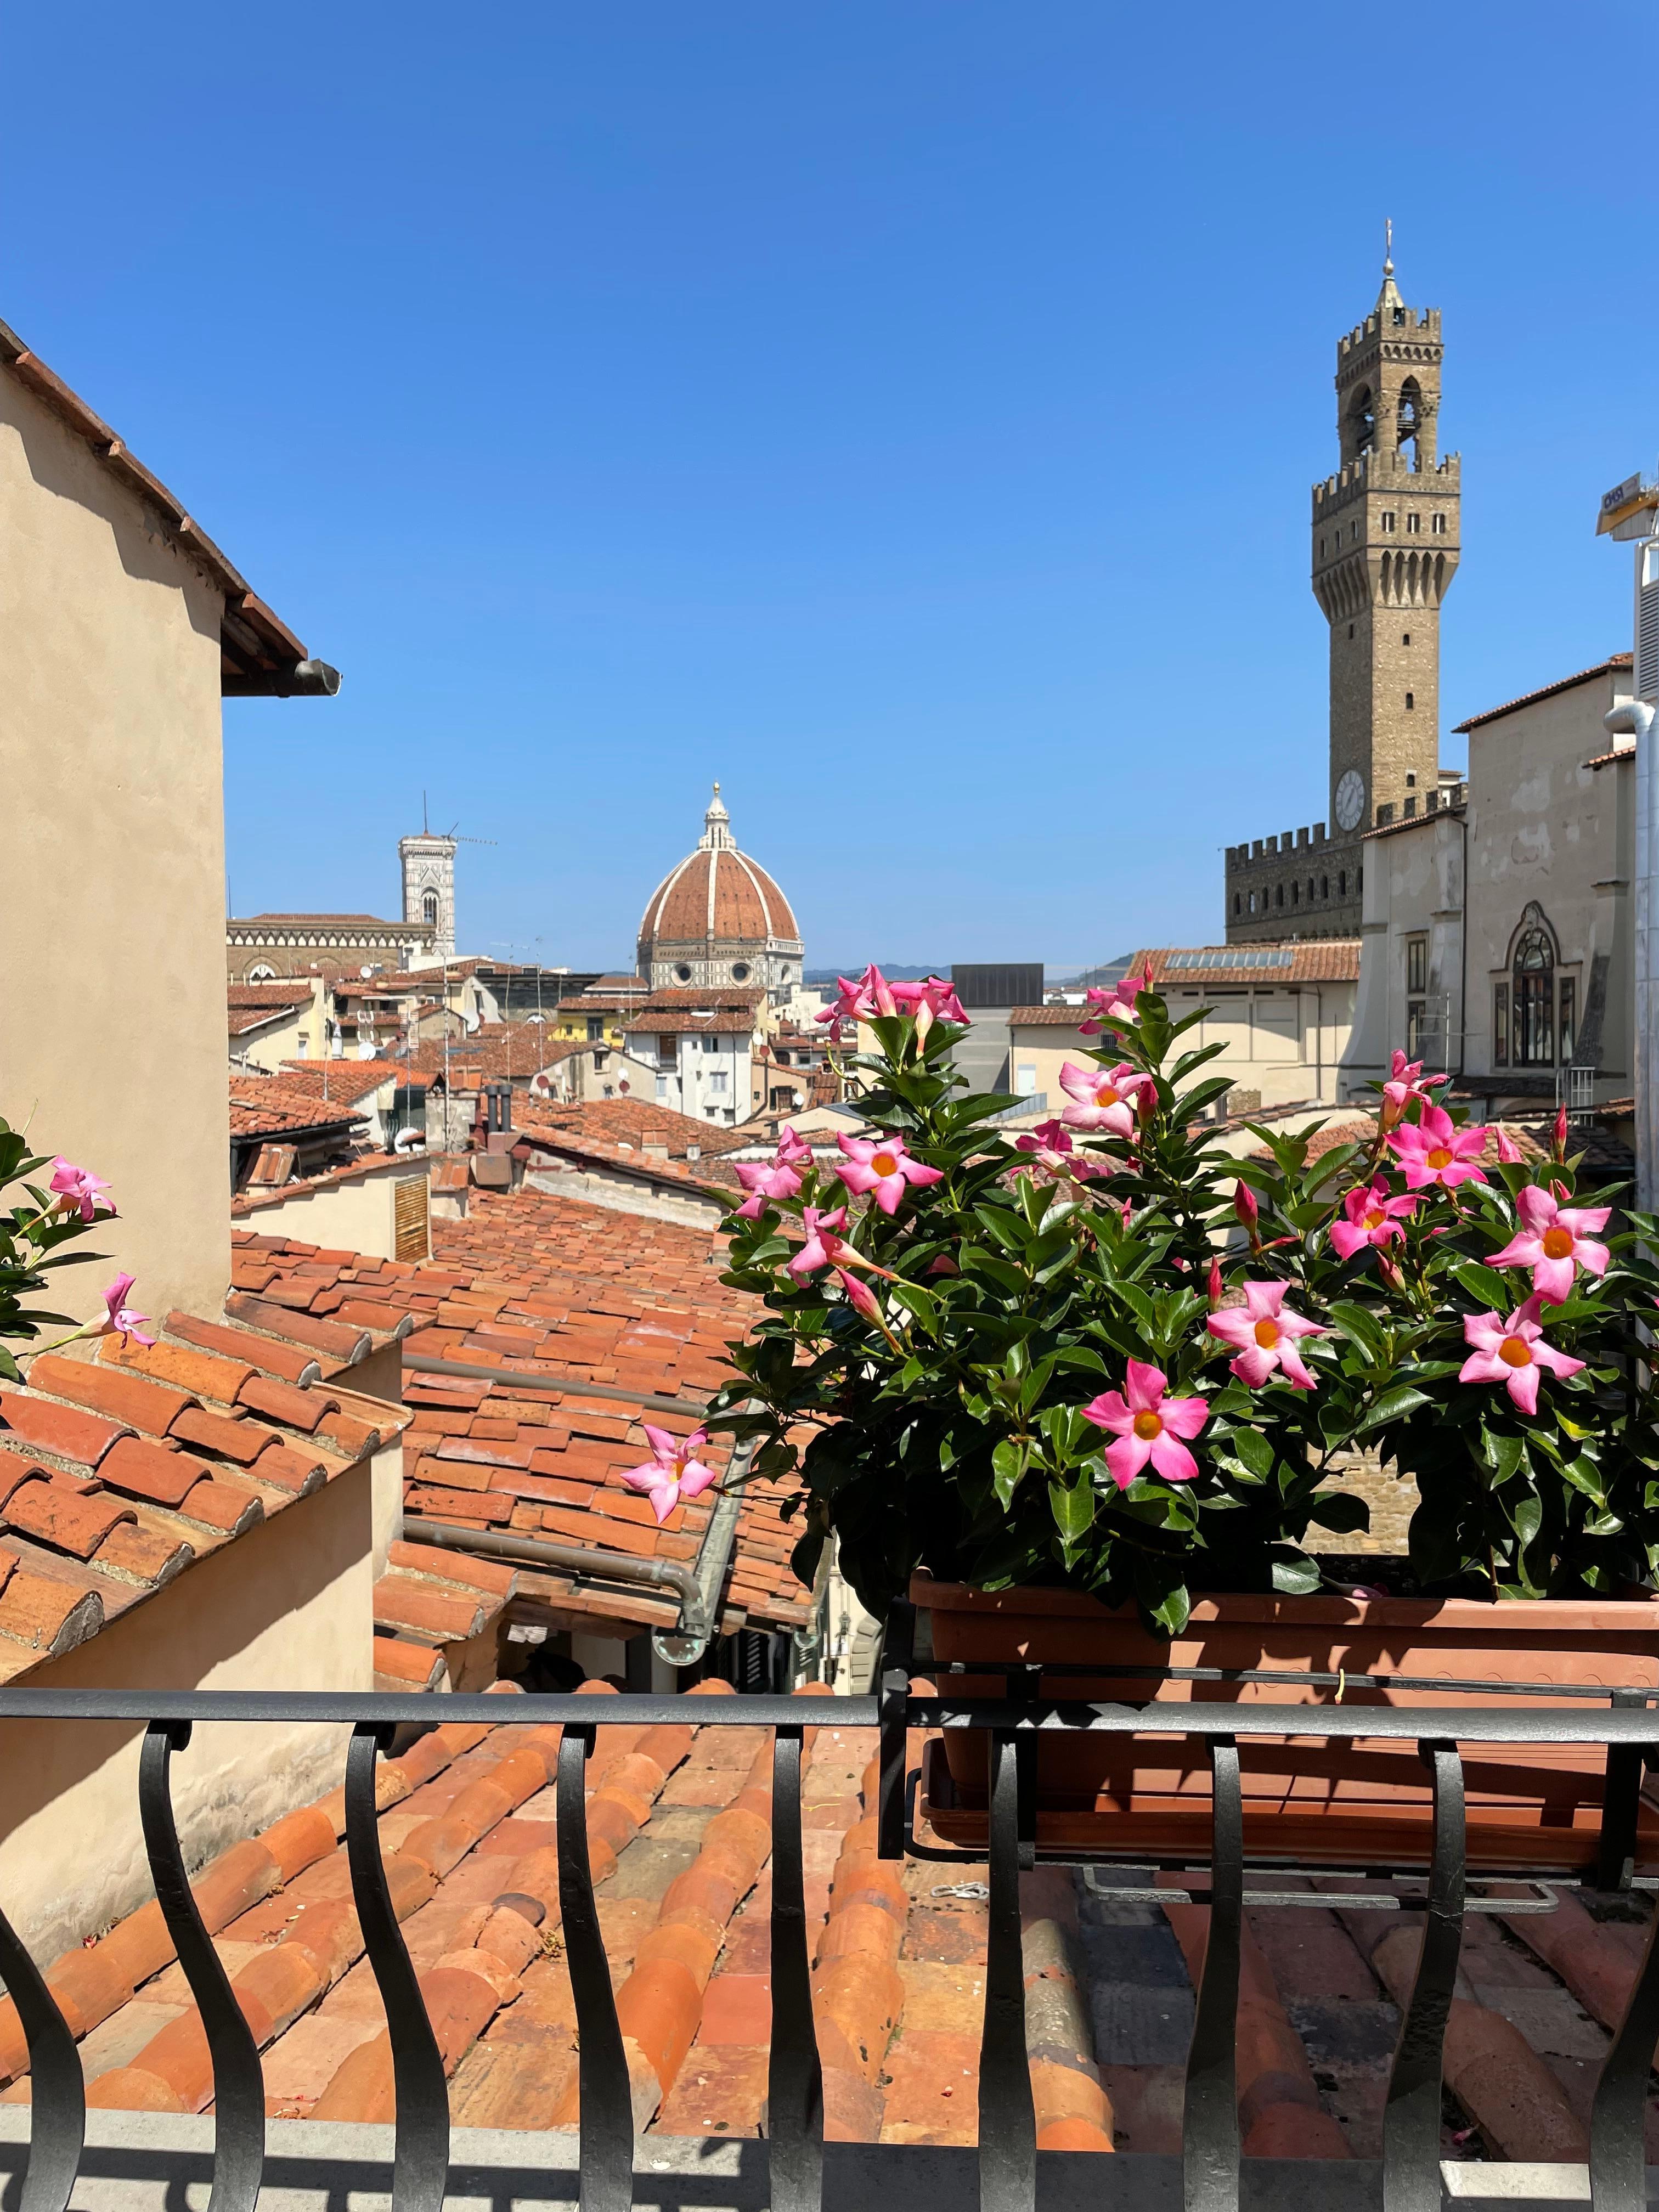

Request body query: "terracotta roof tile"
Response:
[229, 1074, 365, 1141]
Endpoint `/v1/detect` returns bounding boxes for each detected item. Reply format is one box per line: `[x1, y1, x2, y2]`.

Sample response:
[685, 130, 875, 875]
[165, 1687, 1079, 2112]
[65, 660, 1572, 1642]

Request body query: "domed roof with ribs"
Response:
[639, 787, 800, 950]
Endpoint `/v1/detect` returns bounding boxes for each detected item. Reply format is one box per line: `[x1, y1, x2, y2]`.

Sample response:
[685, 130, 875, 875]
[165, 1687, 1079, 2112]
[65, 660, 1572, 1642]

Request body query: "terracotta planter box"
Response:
[911, 1571, 1659, 1875]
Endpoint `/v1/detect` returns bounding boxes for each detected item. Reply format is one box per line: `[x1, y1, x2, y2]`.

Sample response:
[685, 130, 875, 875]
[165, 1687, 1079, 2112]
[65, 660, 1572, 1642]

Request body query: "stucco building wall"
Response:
[1, 368, 231, 1328]
[232, 1160, 430, 1262]
[0, 1466, 374, 1961]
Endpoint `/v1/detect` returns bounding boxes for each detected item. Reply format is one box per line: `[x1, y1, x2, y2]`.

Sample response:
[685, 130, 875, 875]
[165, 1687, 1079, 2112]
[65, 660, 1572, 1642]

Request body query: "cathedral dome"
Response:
[637, 787, 803, 996]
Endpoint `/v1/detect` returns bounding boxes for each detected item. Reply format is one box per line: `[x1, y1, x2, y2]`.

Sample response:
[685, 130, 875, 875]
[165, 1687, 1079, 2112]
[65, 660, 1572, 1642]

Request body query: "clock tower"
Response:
[1224, 236, 1460, 944]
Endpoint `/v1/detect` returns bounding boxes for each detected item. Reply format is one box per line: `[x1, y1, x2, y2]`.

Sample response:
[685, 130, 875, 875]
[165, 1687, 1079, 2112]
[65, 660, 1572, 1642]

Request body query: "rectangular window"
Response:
[1517, 972, 1554, 1065]
[1406, 1001, 1425, 1059]
[702, 1036, 719, 1053]
[586, 1017, 604, 1041]
[659, 1035, 676, 1062]
[1494, 983, 1509, 1065]
[708, 1070, 729, 1094]
[1014, 1062, 1038, 1096]
[655, 1074, 669, 1099]
[1406, 936, 1427, 994]
[1432, 512, 1447, 534]
[1406, 511, 1421, 534]
[1559, 975, 1576, 1064]
[1381, 511, 1396, 532]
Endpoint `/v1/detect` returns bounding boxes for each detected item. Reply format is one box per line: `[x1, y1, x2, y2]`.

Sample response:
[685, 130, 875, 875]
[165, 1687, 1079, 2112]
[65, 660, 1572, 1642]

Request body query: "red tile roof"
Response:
[276, 1060, 408, 1105]
[230, 1149, 426, 1220]
[407, 1026, 579, 1083]
[1008, 1003, 1092, 1027]
[1132, 943, 1361, 987]
[512, 1099, 752, 1159]
[0, 1310, 403, 1682]
[230, 1187, 811, 1638]
[228, 1074, 366, 1140]
[5, 1678, 1638, 2159]
[623, 1012, 758, 1037]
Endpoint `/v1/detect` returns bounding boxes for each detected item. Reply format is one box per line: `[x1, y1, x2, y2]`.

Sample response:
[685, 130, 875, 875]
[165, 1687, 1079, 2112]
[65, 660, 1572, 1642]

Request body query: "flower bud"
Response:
[1552, 1105, 1568, 1163]
[1233, 1182, 1258, 1232]
[1206, 1256, 1223, 1310]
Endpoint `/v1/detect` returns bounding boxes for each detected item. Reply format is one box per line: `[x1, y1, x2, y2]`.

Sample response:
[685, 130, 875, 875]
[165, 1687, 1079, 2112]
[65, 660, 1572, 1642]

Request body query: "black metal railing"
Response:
[0, 1676, 1656, 2212]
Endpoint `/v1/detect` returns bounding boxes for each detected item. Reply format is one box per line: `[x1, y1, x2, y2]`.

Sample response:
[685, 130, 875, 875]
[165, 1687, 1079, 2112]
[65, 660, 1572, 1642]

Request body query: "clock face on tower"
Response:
[1334, 770, 1367, 833]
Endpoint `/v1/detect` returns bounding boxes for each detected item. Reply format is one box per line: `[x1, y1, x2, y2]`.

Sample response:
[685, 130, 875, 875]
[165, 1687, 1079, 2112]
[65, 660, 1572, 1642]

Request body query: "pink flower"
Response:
[1380, 1050, 1447, 1125]
[1079, 961, 1154, 1036]
[1057, 1061, 1151, 1137]
[1013, 1119, 1107, 1182]
[775, 1124, 813, 1166]
[834, 1132, 944, 1216]
[1459, 1296, 1585, 1416]
[1206, 1280, 1329, 1391]
[787, 1205, 849, 1280]
[1083, 1359, 1209, 1491]
[1553, 1104, 1570, 1163]
[49, 1159, 112, 1223]
[619, 1423, 718, 1524]
[888, 975, 969, 1039]
[1488, 1183, 1612, 1304]
[834, 1267, 883, 1324]
[1232, 1181, 1259, 1236]
[732, 1128, 811, 1219]
[1494, 1128, 1524, 1166]
[1386, 1104, 1490, 1192]
[97, 1274, 155, 1348]
[1329, 1180, 1419, 1261]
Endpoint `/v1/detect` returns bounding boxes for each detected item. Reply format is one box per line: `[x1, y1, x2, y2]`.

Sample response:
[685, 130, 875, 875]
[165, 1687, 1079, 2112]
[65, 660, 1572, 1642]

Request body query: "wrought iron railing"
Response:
[0, 1675, 1656, 2212]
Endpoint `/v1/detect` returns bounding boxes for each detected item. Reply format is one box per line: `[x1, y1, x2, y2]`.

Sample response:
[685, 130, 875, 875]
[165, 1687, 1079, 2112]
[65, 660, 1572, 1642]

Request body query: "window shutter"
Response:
[394, 1175, 430, 1263]
[1637, 544, 1659, 702]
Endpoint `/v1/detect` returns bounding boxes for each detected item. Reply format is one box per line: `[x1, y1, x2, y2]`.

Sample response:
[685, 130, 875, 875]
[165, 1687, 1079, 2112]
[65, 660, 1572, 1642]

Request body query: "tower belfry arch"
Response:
[1224, 231, 1462, 943]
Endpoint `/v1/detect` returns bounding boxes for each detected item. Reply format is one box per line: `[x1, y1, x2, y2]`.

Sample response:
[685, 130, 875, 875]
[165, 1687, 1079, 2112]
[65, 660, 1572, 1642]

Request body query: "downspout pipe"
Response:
[1607, 699, 1657, 1212]
[400, 1436, 757, 1670]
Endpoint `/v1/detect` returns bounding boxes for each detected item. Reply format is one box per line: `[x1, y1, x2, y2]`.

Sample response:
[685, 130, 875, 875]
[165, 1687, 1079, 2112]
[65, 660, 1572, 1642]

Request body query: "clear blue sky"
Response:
[9, 3, 1654, 973]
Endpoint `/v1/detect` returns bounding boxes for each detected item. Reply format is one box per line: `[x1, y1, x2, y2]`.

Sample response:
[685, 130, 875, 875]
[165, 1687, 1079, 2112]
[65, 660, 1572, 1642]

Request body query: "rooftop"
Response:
[230, 1184, 811, 1646]
[1, 319, 329, 698]
[228, 1075, 367, 1142]
[1453, 653, 1634, 734]
[276, 1061, 410, 1107]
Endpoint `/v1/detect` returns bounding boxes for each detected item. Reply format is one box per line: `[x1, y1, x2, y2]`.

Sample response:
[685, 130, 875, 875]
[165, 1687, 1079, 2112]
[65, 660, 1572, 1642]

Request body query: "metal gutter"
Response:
[401, 1431, 755, 1668]
[403, 1350, 704, 1418]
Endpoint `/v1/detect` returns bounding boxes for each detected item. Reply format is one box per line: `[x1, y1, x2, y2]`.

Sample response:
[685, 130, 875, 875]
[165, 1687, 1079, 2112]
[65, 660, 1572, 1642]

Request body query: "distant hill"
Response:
[802, 964, 948, 985]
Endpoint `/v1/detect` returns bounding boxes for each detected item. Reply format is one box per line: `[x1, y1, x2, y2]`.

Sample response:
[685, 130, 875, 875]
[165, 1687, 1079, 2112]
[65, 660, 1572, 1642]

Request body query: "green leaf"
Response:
[1455, 1261, 1513, 1312]
[1271, 1554, 1322, 1595]
[1356, 1385, 1431, 1435]
[1132, 1554, 1191, 1637]
[1305, 1490, 1370, 1533]
[991, 1438, 1028, 1510]
[1231, 1427, 1275, 1480]
[1509, 1491, 1543, 1550]
[1049, 1469, 1097, 1547]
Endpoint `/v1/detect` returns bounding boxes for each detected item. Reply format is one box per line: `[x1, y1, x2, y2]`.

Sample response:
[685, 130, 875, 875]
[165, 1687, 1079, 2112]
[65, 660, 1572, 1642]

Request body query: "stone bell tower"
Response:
[1312, 228, 1461, 861]
[400, 830, 456, 960]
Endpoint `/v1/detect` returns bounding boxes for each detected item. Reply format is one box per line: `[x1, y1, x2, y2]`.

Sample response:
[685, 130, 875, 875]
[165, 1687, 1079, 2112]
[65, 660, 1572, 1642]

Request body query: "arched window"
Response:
[1291, 881, 1300, 906]
[1275, 883, 1284, 908]
[1344, 384, 1375, 462]
[1338, 871, 1346, 900]
[247, 963, 275, 983]
[1510, 905, 1558, 1066]
[1320, 876, 1329, 900]
[1397, 376, 1423, 466]
[421, 889, 439, 928]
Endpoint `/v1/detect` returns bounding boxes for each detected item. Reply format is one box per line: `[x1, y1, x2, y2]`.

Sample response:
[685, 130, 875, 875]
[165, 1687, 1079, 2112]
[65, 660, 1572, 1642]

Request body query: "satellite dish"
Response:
[360, 964, 374, 979]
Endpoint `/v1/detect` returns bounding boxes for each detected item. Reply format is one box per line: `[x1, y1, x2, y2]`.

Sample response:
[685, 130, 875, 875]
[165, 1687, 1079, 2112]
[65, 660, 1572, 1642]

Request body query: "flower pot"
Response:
[911, 1571, 1659, 1875]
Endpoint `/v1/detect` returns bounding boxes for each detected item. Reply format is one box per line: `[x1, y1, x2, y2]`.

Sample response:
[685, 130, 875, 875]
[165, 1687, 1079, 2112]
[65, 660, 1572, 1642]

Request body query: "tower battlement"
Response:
[1226, 242, 1460, 946]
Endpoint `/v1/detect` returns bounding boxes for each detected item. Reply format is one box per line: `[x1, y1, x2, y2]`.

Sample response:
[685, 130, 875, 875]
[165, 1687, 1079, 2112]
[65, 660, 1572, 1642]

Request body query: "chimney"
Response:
[642, 1130, 669, 1161]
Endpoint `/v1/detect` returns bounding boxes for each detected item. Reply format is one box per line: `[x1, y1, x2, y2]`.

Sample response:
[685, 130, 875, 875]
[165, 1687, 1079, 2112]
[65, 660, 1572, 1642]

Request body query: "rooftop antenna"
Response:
[422, 791, 428, 836]
[1383, 217, 1394, 277]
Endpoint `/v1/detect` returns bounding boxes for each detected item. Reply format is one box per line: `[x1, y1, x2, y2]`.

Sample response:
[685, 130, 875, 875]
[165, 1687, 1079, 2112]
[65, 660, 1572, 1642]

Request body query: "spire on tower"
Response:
[1376, 217, 1404, 317]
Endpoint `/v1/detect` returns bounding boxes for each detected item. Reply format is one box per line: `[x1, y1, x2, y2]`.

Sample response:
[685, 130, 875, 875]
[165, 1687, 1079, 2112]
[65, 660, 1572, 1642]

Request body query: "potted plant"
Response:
[685, 969, 1659, 1870]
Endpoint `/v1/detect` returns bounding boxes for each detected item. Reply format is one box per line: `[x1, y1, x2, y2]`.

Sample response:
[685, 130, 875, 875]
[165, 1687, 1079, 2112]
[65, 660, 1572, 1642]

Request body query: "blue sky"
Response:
[9, 3, 1654, 973]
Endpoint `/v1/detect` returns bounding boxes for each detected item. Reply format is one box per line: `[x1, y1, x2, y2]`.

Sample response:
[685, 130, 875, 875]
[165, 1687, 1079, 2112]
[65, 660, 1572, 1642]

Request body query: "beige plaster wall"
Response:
[1464, 671, 1635, 1087]
[521, 1159, 728, 1228]
[1339, 814, 1466, 1100]
[0, 368, 230, 1327]
[1009, 986, 1355, 1116]
[0, 1464, 373, 1960]
[232, 1162, 428, 1261]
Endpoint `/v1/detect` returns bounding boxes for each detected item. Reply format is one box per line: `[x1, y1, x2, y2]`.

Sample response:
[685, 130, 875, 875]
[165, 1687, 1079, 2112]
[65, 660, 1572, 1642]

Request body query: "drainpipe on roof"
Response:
[400, 1435, 756, 1671]
[1608, 698, 1658, 1210]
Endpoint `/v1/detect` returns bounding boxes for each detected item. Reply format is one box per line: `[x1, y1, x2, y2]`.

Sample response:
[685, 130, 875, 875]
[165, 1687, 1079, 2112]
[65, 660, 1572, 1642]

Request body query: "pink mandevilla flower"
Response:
[619, 1424, 718, 1525]
[1488, 1183, 1612, 1305]
[887, 975, 969, 1038]
[1083, 1359, 1210, 1492]
[1057, 1061, 1150, 1138]
[1380, 1050, 1447, 1125]
[1079, 960, 1154, 1037]
[1386, 1104, 1490, 1193]
[1459, 1296, 1585, 1416]
[1494, 1128, 1525, 1166]
[50, 1159, 112, 1223]
[787, 1205, 849, 1280]
[774, 1124, 813, 1166]
[98, 1274, 155, 1348]
[834, 1267, 883, 1324]
[1206, 1280, 1329, 1391]
[1013, 1119, 1107, 1182]
[1329, 1180, 1419, 1261]
[732, 1129, 810, 1220]
[834, 1132, 944, 1216]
